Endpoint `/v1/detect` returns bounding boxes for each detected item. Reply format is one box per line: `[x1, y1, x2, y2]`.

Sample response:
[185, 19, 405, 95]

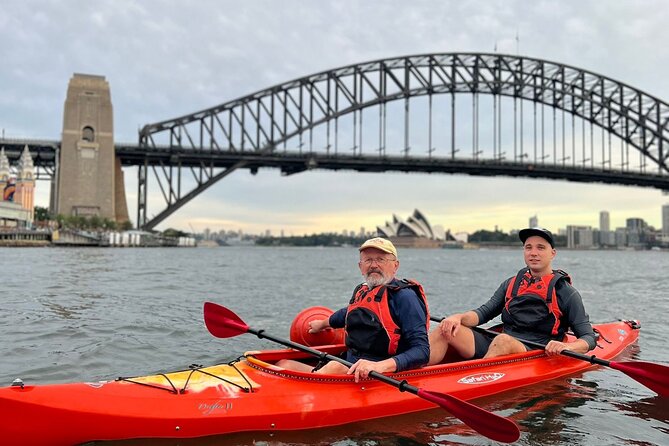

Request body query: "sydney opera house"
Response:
[376, 209, 450, 248]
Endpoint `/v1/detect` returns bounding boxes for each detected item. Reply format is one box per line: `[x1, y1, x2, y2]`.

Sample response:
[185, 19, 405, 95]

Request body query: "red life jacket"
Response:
[502, 268, 571, 338]
[345, 279, 429, 357]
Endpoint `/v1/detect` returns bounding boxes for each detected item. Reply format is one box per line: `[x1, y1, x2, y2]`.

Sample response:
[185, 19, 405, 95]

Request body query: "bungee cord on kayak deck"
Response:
[117, 358, 255, 394]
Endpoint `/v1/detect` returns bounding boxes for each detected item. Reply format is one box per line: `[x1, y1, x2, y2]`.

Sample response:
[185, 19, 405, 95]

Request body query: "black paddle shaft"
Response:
[249, 327, 418, 393]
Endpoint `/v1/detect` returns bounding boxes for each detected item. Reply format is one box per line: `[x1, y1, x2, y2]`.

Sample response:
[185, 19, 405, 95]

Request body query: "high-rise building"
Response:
[615, 227, 627, 247]
[567, 225, 593, 249]
[599, 211, 610, 232]
[529, 215, 538, 228]
[597, 211, 614, 246]
[626, 218, 647, 231]
[662, 204, 669, 236]
[626, 218, 647, 247]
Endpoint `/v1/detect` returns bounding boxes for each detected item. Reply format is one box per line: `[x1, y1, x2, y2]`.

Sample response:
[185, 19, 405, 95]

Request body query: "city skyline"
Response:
[2, 1, 669, 234]
[196, 204, 667, 238]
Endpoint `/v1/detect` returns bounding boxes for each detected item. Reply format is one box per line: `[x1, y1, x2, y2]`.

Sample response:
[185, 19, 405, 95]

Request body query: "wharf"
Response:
[0, 229, 196, 247]
[0, 229, 51, 247]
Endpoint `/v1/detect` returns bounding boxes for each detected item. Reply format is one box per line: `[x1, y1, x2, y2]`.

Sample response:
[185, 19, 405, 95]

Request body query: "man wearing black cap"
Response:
[428, 227, 596, 363]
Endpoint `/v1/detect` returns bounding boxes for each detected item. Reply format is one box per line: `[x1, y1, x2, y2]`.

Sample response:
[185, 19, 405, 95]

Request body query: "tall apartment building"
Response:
[600, 211, 610, 232]
[626, 218, 648, 247]
[598, 211, 614, 246]
[567, 225, 594, 249]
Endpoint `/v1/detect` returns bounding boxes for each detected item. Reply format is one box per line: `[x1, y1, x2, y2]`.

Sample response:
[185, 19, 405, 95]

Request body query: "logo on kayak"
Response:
[458, 373, 505, 385]
[85, 382, 105, 388]
[618, 329, 627, 336]
[199, 400, 233, 415]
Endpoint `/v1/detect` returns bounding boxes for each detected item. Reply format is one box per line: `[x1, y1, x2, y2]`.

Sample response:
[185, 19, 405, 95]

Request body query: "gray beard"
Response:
[364, 272, 391, 288]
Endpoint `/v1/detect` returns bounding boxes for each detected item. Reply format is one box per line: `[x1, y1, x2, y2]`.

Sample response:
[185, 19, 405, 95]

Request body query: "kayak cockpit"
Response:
[242, 343, 548, 382]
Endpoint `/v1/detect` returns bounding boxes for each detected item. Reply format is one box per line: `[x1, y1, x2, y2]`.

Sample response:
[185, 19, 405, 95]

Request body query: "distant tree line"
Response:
[35, 206, 133, 231]
[255, 233, 367, 247]
[469, 229, 565, 247]
[162, 228, 190, 238]
[468, 229, 518, 243]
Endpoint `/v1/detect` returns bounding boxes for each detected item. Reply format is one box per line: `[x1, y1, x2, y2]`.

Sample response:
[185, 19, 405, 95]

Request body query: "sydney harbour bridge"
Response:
[2, 53, 668, 230]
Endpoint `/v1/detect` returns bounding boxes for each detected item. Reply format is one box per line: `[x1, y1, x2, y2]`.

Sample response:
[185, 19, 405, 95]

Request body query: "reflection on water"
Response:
[615, 396, 669, 424]
[2, 247, 668, 445]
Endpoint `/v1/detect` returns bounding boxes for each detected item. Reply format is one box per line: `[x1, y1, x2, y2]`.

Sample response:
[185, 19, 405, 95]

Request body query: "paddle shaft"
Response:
[249, 327, 418, 393]
[430, 316, 610, 365]
[203, 302, 522, 442]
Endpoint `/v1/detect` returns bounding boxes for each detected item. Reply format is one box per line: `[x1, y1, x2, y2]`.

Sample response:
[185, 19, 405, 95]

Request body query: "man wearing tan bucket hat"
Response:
[277, 237, 430, 381]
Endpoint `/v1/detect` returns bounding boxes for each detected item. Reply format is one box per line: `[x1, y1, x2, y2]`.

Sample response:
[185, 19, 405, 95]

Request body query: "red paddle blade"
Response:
[203, 302, 250, 338]
[417, 389, 520, 443]
[610, 360, 669, 397]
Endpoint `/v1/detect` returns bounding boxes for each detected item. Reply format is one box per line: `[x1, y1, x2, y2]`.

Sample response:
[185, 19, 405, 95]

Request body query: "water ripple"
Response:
[1, 246, 667, 445]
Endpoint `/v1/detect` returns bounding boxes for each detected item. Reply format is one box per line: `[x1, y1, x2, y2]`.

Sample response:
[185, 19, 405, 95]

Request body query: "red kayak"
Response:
[0, 318, 642, 445]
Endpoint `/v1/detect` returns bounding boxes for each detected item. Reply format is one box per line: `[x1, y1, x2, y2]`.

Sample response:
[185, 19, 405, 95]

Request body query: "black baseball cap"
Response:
[519, 227, 555, 248]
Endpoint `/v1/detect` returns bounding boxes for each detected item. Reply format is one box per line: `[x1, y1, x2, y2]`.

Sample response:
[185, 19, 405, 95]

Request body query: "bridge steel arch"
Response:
[138, 53, 669, 230]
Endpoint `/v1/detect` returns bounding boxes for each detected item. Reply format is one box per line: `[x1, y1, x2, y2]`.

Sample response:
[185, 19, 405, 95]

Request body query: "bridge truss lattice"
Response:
[137, 53, 669, 229]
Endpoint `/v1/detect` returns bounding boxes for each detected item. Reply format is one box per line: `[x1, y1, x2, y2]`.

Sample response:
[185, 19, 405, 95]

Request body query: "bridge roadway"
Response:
[2, 137, 669, 191]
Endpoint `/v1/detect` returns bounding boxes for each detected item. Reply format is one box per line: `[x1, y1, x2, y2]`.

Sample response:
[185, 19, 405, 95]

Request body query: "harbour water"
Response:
[1, 246, 667, 445]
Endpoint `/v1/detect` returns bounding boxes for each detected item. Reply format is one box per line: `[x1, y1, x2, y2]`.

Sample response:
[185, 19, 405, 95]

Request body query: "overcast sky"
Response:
[2, 0, 668, 234]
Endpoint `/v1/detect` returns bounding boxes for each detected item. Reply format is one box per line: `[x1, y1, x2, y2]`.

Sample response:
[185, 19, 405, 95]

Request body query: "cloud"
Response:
[2, 0, 668, 233]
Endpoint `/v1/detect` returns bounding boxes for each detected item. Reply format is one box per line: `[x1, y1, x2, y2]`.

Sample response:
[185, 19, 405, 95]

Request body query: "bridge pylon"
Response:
[54, 73, 129, 223]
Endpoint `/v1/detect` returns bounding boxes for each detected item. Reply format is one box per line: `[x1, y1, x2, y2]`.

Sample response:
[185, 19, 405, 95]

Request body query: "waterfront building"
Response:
[14, 146, 35, 221]
[0, 148, 9, 187]
[529, 215, 538, 228]
[0, 146, 36, 228]
[662, 204, 669, 236]
[376, 209, 443, 248]
[377, 209, 435, 239]
[432, 224, 446, 240]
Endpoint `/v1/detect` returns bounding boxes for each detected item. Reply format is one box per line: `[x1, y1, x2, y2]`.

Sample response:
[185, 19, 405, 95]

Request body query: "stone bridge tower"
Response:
[54, 73, 129, 222]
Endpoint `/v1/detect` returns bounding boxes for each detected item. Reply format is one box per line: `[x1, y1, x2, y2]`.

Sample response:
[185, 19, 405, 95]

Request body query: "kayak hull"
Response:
[0, 321, 640, 445]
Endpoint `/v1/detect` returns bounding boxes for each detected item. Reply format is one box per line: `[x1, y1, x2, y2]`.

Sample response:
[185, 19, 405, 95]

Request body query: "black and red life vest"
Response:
[344, 279, 429, 357]
[502, 268, 571, 338]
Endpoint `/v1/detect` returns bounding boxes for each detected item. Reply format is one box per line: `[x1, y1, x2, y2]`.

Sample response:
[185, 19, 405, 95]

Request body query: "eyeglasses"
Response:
[359, 257, 396, 266]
